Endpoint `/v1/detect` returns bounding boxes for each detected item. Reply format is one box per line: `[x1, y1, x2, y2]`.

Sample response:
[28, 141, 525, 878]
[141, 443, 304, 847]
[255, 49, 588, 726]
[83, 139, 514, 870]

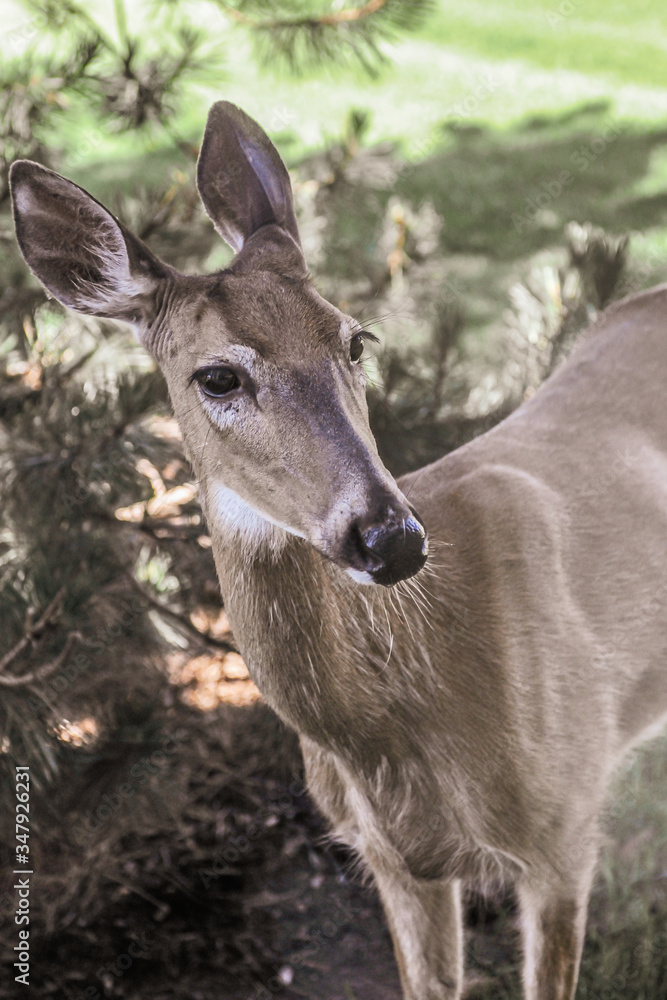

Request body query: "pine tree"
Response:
[0, 0, 435, 801]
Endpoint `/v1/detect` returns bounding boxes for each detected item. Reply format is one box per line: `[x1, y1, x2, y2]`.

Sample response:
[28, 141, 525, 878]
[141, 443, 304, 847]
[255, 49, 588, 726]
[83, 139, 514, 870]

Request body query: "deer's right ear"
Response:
[196, 101, 302, 257]
[9, 160, 168, 328]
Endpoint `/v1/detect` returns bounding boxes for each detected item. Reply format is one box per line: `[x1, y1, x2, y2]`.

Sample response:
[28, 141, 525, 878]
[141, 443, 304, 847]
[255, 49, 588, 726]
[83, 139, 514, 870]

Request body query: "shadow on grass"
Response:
[405, 108, 667, 258]
[319, 101, 667, 282]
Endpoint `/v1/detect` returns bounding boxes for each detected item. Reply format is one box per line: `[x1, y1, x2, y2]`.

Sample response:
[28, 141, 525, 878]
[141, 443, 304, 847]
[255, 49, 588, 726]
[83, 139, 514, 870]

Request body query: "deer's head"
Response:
[10, 101, 428, 586]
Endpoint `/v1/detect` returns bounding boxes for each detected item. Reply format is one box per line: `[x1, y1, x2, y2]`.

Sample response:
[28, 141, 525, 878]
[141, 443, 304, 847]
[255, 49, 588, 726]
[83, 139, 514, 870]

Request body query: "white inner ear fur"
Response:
[74, 214, 154, 312]
[208, 481, 305, 556]
[15, 178, 153, 313]
[13, 184, 39, 216]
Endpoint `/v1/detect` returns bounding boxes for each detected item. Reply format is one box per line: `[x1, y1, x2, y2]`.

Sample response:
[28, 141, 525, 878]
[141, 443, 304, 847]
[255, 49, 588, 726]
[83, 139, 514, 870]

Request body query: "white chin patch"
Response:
[209, 482, 305, 553]
[345, 567, 377, 586]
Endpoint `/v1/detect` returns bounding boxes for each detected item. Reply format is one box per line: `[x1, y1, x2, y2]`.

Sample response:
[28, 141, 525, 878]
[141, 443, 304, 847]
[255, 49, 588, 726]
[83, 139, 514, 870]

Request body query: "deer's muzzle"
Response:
[343, 507, 429, 586]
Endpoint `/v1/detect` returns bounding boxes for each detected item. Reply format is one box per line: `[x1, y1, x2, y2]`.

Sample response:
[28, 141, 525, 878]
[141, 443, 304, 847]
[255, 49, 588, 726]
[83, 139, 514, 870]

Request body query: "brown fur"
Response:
[10, 102, 667, 1000]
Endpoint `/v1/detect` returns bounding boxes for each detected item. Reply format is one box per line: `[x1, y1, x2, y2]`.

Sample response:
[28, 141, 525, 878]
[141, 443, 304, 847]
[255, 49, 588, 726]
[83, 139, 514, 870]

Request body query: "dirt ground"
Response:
[218, 842, 517, 1000]
[0, 698, 522, 1000]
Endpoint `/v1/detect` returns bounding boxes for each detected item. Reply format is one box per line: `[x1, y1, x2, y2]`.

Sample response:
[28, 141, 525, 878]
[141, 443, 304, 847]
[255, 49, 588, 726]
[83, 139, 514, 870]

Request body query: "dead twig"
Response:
[0, 630, 82, 687]
[126, 574, 237, 654]
[0, 587, 66, 675]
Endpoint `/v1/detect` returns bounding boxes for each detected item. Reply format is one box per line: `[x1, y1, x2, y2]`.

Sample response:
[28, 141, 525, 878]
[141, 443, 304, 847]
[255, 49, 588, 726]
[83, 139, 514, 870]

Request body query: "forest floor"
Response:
[3, 690, 667, 1000]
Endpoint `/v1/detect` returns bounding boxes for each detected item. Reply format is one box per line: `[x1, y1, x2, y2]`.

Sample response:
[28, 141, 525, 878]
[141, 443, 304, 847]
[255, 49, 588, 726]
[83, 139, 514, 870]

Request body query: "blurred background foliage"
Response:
[1, 1, 667, 998]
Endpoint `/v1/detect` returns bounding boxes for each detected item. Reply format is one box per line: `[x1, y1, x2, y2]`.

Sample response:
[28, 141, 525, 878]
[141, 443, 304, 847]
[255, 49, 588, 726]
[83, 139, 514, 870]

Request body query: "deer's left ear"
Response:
[196, 101, 302, 256]
[10, 160, 168, 327]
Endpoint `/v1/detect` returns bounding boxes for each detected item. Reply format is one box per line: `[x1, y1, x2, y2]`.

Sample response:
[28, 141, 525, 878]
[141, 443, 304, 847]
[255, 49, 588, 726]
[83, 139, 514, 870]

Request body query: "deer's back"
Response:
[395, 284, 667, 826]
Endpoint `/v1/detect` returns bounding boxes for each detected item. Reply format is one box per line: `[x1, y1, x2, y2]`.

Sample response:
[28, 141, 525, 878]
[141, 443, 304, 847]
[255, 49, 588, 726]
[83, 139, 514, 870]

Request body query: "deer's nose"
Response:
[345, 508, 429, 586]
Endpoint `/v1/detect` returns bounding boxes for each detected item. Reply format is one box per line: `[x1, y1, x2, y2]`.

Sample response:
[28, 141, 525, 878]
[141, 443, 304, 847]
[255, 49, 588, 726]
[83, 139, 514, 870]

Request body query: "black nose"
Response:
[345, 507, 429, 586]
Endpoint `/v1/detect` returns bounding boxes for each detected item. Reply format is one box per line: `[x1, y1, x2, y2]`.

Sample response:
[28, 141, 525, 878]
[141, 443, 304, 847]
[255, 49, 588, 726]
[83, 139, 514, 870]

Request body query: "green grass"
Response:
[10, 0, 663, 373]
[577, 734, 667, 999]
[5, 0, 667, 170]
[414, 0, 667, 90]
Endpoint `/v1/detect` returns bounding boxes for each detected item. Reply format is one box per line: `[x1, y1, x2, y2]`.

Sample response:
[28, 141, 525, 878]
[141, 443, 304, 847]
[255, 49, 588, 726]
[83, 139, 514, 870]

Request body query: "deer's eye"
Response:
[350, 333, 365, 364]
[195, 367, 239, 398]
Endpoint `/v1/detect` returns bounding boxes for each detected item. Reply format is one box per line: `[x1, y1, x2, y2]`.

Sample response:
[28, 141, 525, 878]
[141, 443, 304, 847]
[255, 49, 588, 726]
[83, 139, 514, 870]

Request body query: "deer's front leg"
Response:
[372, 869, 463, 1000]
[518, 874, 594, 1000]
[302, 739, 463, 998]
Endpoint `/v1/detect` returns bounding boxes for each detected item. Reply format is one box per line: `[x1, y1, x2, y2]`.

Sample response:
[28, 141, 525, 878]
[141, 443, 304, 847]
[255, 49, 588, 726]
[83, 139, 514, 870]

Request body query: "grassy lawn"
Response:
[8, 0, 662, 326]
[4, 0, 667, 160]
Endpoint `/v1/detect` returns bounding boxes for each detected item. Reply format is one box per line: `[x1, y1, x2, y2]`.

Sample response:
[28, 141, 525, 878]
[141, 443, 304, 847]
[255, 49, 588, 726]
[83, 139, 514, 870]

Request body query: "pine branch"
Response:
[0, 587, 84, 689]
[0, 587, 66, 675]
[219, 0, 393, 26]
[19, 0, 117, 52]
[126, 574, 237, 654]
[215, 0, 434, 74]
[0, 631, 82, 688]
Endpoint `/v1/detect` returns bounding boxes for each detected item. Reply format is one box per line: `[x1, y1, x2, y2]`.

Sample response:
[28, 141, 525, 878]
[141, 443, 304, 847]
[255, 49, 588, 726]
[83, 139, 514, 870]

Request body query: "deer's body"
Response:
[11, 101, 667, 1000]
[203, 282, 667, 998]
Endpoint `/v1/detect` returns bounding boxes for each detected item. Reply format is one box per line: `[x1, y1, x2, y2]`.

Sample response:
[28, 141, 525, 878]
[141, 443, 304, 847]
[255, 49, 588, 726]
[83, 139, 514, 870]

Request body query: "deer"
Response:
[9, 100, 667, 1000]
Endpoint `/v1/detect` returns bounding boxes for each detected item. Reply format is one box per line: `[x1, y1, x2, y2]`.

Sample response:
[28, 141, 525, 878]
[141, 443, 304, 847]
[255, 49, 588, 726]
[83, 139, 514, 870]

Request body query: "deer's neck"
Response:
[208, 516, 421, 755]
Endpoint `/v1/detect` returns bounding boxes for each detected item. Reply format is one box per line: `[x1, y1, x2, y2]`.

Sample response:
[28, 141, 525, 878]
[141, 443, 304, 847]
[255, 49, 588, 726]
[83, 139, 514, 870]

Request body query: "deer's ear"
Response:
[197, 101, 301, 255]
[9, 160, 168, 325]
